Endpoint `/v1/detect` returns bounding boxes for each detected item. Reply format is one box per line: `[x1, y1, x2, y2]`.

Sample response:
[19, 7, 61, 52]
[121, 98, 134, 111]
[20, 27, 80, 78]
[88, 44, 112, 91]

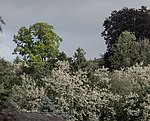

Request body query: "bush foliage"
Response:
[8, 61, 149, 121]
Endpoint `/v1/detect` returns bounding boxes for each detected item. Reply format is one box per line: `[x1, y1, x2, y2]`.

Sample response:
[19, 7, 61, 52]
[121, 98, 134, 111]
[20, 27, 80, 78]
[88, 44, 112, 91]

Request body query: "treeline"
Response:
[0, 6, 150, 121]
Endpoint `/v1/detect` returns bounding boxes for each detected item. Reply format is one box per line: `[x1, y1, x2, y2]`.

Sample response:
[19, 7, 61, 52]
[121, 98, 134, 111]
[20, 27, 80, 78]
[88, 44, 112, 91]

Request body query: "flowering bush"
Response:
[12, 74, 45, 111]
[111, 64, 150, 121]
[12, 61, 150, 121]
[44, 61, 120, 121]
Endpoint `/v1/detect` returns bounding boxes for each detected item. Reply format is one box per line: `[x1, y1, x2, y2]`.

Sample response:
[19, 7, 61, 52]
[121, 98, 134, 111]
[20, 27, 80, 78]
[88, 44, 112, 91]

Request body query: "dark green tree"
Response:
[102, 6, 150, 70]
[71, 48, 87, 72]
[102, 6, 150, 49]
[56, 51, 68, 61]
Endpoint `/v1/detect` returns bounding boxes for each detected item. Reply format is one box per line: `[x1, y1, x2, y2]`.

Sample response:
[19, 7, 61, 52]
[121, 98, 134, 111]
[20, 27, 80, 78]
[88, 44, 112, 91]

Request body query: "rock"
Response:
[0, 102, 65, 121]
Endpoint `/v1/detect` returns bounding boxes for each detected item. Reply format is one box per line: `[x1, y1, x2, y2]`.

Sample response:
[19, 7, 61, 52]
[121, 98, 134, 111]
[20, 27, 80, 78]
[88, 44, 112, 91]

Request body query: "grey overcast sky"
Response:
[0, 0, 150, 61]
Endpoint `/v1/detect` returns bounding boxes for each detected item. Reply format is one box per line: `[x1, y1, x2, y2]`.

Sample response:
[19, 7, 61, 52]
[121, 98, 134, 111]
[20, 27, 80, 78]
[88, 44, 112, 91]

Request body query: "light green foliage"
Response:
[13, 22, 62, 65]
[13, 22, 63, 82]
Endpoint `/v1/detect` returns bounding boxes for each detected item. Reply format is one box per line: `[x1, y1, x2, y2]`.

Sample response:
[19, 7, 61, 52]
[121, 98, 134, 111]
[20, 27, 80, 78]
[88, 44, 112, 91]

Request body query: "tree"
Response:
[13, 22, 62, 66]
[102, 6, 150, 70]
[106, 31, 150, 70]
[102, 6, 150, 50]
[71, 48, 87, 72]
[108, 31, 136, 70]
[56, 51, 68, 61]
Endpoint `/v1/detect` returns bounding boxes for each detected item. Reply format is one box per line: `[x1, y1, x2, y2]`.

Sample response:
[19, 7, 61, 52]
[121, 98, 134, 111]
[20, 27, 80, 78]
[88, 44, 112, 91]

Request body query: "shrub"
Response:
[11, 61, 150, 121]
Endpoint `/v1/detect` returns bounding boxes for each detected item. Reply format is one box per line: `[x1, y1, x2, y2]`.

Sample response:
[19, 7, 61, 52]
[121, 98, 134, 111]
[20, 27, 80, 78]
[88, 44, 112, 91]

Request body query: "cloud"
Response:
[0, 0, 150, 61]
[0, 33, 16, 61]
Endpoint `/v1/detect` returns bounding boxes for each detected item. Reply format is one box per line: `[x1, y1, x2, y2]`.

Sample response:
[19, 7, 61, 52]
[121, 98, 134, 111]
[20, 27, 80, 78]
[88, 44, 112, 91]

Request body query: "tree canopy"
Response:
[71, 47, 87, 72]
[13, 22, 62, 65]
[104, 31, 150, 70]
[102, 6, 150, 50]
[102, 6, 150, 70]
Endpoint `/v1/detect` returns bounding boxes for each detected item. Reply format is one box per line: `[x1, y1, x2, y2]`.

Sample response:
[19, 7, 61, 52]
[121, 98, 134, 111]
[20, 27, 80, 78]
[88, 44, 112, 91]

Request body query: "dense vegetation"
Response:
[0, 6, 150, 121]
[102, 6, 150, 70]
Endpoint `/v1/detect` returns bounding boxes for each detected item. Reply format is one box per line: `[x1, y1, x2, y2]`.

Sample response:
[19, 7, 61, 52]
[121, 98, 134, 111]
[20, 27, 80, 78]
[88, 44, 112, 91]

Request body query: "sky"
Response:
[0, 0, 150, 61]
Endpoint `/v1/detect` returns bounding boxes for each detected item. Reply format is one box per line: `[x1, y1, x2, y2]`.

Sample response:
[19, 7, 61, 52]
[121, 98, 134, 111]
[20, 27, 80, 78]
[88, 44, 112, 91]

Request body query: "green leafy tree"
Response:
[106, 31, 150, 70]
[71, 47, 87, 72]
[102, 6, 150, 49]
[13, 22, 62, 81]
[108, 31, 136, 70]
[102, 6, 150, 70]
[56, 51, 67, 61]
[13, 22, 62, 66]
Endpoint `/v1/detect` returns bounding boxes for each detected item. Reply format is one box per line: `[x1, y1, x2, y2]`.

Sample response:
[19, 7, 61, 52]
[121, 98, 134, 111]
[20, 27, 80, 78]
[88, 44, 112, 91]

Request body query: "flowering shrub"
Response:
[111, 64, 150, 121]
[12, 74, 45, 111]
[44, 61, 120, 121]
[12, 61, 150, 121]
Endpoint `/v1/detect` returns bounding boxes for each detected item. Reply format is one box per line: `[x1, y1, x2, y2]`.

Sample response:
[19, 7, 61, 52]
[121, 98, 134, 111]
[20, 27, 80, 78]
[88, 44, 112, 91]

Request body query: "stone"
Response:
[0, 102, 65, 121]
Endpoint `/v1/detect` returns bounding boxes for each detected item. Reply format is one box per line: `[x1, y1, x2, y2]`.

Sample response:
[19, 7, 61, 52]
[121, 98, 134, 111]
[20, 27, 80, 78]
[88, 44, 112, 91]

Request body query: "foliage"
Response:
[13, 22, 62, 66]
[12, 74, 45, 111]
[104, 31, 150, 70]
[0, 84, 11, 102]
[8, 59, 150, 121]
[111, 64, 150, 95]
[56, 51, 68, 61]
[12, 22, 63, 83]
[38, 96, 68, 119]
[71, 48, 87, 72]
[45, 61, 120, 121]
[102, 6, 150, 70]
[87, 56, 104, 72]
[0, 58, 13, 87]
[86, 56, 105, 89]
[44, 61, 150, 121]
[110, 64, 150, 120]
[109, 31, 136, 69]
[0, 58, 14, 102]
[102, 6, 150, 50]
